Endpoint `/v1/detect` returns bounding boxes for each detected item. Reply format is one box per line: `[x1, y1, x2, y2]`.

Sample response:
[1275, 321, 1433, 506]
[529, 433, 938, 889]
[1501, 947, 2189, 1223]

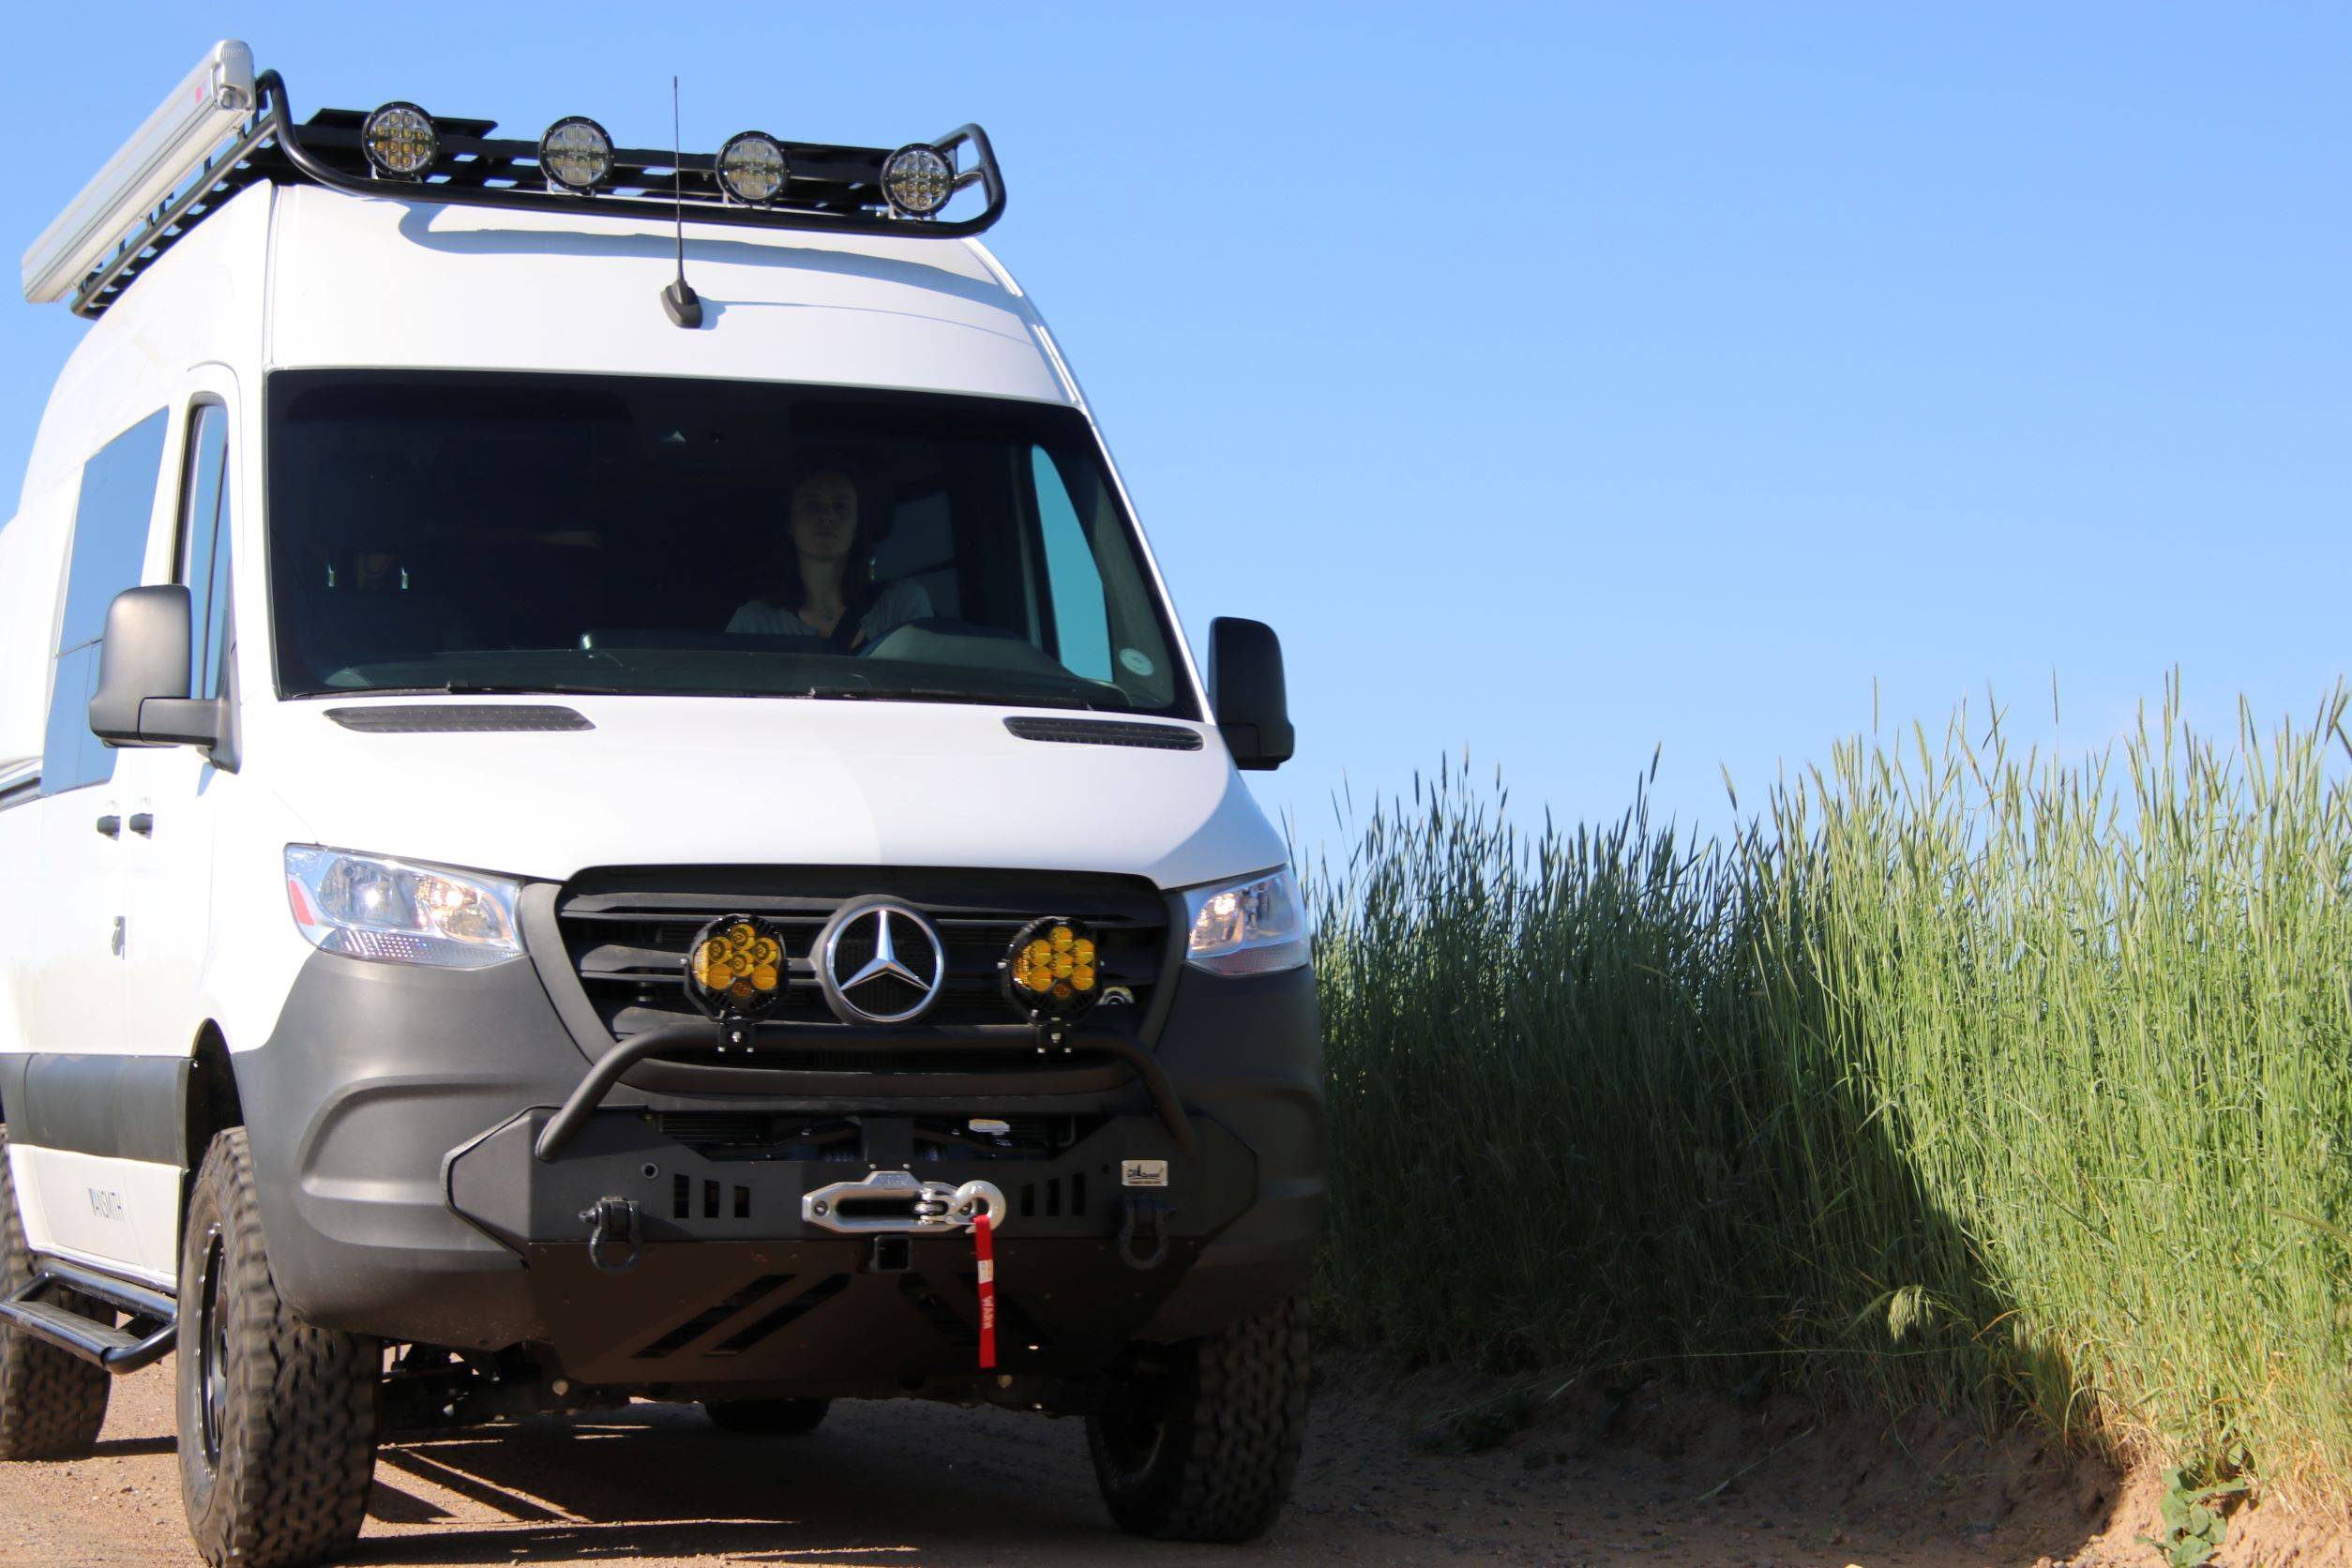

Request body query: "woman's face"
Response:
[789, 470, 859, 562]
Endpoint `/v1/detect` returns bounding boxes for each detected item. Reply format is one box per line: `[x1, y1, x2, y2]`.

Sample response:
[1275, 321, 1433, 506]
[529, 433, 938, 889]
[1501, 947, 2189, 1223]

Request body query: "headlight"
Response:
[1182, 869, 1308, 975]
[284, 847, 523, 968]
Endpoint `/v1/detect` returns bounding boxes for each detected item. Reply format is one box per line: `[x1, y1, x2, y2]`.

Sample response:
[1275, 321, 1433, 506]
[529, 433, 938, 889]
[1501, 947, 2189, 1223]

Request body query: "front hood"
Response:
[246, 697, 1284, 889]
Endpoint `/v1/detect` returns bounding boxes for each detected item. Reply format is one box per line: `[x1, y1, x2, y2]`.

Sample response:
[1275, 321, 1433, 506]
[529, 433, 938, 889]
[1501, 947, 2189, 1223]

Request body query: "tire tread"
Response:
[0, 1124, 112, 1461]
[179, 1128, 378, 1568]
[1087, 1295, 1310, 1542]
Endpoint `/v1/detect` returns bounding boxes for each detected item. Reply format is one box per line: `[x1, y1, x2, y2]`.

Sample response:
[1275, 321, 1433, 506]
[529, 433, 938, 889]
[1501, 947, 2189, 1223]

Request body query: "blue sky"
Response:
[4, 5, 2345, 849]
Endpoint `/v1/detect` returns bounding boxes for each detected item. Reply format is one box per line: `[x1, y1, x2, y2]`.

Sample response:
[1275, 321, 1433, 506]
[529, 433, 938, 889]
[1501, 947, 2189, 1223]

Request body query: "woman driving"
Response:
[727, 456, 931, 646]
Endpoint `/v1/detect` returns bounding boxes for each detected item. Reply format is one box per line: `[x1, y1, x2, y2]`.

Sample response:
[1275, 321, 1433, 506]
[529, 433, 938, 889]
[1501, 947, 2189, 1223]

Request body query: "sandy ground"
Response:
[1, 1356, 2344, 1567]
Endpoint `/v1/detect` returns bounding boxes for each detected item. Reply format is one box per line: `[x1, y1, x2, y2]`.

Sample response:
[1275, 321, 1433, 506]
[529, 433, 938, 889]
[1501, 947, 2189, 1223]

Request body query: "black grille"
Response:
[554, 866, 1168, 1065]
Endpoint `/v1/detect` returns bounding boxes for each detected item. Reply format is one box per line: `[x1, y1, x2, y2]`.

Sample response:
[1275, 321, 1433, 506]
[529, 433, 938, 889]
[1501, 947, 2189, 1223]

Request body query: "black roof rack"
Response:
[71, 69, 1003, 320]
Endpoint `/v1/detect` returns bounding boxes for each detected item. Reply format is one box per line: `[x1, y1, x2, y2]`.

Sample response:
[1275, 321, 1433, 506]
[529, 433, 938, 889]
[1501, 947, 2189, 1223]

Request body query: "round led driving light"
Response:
[881, 143, 953, 218]
[1002, 915, 1103, 1029]
[716, 131, 790, 205]
[361, 101, 438, 180]
[685, 913, 790, 1022]
[538, 115, 614, 194]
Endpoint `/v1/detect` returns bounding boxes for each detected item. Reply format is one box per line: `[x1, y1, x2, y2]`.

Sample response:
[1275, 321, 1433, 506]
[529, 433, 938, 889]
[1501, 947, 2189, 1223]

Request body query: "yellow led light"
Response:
[1003, 915, 1106, 1025]
[687, 912, 791, 1024]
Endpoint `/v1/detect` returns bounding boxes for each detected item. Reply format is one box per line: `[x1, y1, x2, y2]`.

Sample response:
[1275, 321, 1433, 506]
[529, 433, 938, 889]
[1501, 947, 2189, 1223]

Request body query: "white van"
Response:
[0, 43, 1319, 1567]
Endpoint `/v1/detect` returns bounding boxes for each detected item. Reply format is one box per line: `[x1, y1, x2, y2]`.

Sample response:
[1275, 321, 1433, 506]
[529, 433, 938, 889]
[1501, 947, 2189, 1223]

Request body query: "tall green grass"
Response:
[1309, 685, 2352, 1491]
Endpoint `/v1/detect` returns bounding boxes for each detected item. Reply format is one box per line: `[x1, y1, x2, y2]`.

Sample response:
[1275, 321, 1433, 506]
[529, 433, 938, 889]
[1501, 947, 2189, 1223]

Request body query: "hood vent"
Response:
[325, 704, 594, 733]
[1003, 717, 1201, 751]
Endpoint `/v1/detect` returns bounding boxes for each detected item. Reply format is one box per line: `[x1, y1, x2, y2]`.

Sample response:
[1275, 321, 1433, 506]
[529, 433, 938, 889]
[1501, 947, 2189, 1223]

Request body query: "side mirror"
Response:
[88, 585, 219, 747]
[1208, 616, 1294, 772]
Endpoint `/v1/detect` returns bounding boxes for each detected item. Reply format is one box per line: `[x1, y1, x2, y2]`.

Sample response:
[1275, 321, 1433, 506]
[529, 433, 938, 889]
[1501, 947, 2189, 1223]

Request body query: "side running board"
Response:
[0, 1254, 176, 1373]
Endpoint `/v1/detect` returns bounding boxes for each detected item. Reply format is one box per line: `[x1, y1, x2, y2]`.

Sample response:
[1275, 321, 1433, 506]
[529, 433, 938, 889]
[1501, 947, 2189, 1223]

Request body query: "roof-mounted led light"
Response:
[361, 101, 437, 180]
[716, 131, 789, 205]
[538, 115, 613, 194]
[882, 143, 954, 219]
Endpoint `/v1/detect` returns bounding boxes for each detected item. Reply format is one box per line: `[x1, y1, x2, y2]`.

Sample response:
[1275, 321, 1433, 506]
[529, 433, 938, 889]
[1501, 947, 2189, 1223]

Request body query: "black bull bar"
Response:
[531, 1020, 1199, 1163]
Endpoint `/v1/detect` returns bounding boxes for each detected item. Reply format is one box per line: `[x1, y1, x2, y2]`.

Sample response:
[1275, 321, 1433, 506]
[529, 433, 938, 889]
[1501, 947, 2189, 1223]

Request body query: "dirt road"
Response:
[0, 1357, 2147, 1566]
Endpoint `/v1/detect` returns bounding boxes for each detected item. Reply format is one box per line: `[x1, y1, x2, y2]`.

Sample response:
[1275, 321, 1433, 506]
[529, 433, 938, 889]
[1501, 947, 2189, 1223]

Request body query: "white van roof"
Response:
[264, 185, 1071, 403]
[14, 47, 1066, 506]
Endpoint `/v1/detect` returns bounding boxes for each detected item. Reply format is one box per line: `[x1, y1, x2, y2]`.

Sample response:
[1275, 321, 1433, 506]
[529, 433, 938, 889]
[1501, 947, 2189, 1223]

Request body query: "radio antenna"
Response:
[660, 74, 702, 328]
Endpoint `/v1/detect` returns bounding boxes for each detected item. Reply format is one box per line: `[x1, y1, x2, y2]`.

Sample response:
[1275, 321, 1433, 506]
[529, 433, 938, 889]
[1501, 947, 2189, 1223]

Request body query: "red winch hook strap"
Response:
[973, 1209, 998, 1370]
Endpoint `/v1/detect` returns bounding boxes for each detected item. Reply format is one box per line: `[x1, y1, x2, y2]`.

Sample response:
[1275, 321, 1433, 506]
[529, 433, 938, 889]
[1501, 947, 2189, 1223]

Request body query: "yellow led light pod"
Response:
[686, 912, 791, 1025]
[1001, 913, 1105, 1032]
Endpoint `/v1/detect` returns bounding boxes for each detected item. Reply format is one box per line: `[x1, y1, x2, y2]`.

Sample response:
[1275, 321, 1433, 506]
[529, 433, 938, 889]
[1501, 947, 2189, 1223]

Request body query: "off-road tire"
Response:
[176, 1128, 380, 1568]
[1086, 1295, 1310, 1542]
[0, 1123, 113, 1460]
[702, 1397, 831, 1435]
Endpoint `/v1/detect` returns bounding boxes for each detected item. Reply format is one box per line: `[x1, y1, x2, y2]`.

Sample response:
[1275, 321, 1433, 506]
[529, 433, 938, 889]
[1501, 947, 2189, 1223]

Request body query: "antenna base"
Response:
[662, 279, 703, 329]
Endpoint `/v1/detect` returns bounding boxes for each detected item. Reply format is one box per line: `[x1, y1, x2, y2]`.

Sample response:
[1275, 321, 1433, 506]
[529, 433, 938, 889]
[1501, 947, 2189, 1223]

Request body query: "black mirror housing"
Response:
[89, 584, 219, 747]
[1208, 616, 1294, 772]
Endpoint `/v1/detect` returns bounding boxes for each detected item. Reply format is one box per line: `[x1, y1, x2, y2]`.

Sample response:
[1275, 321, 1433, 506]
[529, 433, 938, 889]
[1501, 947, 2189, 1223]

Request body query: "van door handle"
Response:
[95, 814, 121, 837]
[127, 813, 154, 837]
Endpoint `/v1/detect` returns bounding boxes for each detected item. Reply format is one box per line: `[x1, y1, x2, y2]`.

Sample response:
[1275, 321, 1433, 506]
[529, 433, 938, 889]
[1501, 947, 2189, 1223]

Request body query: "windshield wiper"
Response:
[301, 682, 1107, 707]
[797, 685, 1099, 711]
[326, 682, 646, 698]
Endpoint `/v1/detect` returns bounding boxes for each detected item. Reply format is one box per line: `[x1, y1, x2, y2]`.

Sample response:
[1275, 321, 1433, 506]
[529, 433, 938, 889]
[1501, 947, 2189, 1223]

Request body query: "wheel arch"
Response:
[183, 1024, 245, 1199]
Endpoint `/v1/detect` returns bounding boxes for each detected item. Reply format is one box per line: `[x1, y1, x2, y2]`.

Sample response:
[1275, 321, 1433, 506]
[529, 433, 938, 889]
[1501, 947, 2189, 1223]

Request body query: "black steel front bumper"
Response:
[234, 944, 1323, 1390]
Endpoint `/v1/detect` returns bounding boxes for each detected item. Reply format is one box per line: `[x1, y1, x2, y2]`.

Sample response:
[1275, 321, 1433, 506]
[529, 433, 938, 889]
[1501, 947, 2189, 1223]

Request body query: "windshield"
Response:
[264, 371, 1194, 716]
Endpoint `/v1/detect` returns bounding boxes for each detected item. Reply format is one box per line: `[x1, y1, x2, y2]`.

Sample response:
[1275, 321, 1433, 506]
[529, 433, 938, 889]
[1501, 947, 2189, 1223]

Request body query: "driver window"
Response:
[176, 402, 233, 698]
[1030, 446, 1111, 681]
[42, 409, 168, 794]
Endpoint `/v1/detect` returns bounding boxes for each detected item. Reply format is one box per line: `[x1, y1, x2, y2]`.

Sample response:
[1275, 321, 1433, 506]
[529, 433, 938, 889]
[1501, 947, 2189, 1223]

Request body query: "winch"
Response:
[799, 1170, 1008, 1236]
[798, 1171, 1008, 1367]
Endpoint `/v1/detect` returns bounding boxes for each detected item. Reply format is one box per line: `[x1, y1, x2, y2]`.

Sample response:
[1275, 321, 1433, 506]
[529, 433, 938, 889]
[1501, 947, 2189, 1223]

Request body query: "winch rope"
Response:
[973, 1208, 997, 1370]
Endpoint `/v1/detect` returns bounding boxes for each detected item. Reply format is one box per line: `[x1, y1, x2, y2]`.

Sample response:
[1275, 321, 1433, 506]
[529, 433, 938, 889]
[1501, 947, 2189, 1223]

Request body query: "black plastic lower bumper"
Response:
[235, 945, 1323, 1385]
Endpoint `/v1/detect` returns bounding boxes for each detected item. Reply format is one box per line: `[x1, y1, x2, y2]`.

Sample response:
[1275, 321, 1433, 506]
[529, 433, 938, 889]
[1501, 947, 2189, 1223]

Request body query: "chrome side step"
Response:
[0, 1255, 176, 1373]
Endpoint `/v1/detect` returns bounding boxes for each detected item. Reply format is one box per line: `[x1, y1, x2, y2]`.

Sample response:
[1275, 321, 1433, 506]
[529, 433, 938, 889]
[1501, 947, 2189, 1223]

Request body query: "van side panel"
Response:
[0, 480, 79, 1079]
[17, 182, 270, 509]
[1, 186, 267, 1286]
[0, 480, 80, 773]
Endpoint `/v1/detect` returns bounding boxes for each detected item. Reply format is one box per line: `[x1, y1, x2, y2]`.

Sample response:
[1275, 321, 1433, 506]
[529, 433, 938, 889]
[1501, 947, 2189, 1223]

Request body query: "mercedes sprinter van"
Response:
[0, 42, 1319, 1566]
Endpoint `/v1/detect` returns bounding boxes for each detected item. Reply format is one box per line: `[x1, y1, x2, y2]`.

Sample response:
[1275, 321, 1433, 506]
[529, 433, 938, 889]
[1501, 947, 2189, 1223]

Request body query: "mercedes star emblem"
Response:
[816, 899, 947, 1025]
